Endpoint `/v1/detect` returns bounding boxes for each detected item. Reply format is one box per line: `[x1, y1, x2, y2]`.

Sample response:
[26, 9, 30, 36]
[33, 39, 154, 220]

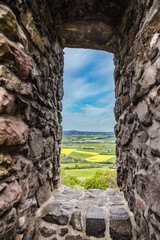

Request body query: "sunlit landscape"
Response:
[61, 132, 117, 189]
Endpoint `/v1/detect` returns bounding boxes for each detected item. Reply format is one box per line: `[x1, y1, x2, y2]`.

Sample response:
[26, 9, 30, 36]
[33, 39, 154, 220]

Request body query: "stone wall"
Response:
[0, 1, 63, 239]
[0, 0, 159, 240]
[114, 1, 160, 239]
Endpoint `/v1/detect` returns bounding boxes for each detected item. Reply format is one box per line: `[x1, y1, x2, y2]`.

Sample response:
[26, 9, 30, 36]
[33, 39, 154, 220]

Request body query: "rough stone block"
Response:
[0, 65, 21, 92]
[0, 181, 22, 216]
[141, 64, 157, 93]
[0, 4, 27, 46]
[86, 207, 106, 238]
[29, 128, 43, 158]
[109, 207, 132, 240]
[39, 226, 56, 237]
[0, 87, 16, 114]
[56, 124, 63, 141]
[20, 11, 44, 53]
[136, 100, 152, 126]
[121, 94, 130, 111]
[0, 118, 29, 145]
[0, 208, 17, 240]
[42, 203, 69, 225]
[65, 235, 82, 240]
[0, 35, 32, 80]
[59, 228, 68, 237]
[44, 137, 54, 159]
[70, 211, 82, 231]
[0, 154, 16, 180]
[114, 98, 121, 121]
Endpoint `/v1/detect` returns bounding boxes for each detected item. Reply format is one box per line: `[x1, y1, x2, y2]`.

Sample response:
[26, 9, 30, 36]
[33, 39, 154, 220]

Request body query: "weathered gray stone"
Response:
[70, 211, 82, 231]
[44, 137, 54, 159]
[39, 226, 56, 237]
[136, 100, 152, 126]
[109, 208, 132, 240]
[63, 188, 82, 199]
[59, 228, 68, 237]
[29, 128, 43, 158]
[42, 203, 69, 225]
[86, 207, 106, 238]
[65, 235, 82, 240]
[114, 98, 121, 121]
[0, 208, 17, 240]
[121, 94, 130, 111]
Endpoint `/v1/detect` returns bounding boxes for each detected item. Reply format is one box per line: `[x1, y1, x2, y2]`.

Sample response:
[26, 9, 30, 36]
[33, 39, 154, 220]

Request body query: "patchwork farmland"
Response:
[61, 132, 117, 189]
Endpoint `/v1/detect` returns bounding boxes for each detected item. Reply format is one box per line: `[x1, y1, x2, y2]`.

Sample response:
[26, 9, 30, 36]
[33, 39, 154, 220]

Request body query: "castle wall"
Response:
[0, 2, 63, 239]
[0, 0, 159, 239]
[115, 1, 160, 239]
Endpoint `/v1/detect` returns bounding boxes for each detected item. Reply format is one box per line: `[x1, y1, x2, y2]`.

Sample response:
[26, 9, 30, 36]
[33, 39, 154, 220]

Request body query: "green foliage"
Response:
[84, 169, 117, 190]
[61, 168, 117, 190]
[61, 169, 81, 188]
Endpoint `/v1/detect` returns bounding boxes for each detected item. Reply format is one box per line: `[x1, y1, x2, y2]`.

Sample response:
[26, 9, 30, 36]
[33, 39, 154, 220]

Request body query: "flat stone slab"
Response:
[86, 208, 106, 238]
[109, 208, 132, 240]
[42, 203, 69, 225]
[35, 187, 133, 240]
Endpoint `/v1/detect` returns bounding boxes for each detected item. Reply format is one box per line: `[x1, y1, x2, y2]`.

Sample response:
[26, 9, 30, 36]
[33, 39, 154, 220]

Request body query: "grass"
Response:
[64, 167, 109, 179]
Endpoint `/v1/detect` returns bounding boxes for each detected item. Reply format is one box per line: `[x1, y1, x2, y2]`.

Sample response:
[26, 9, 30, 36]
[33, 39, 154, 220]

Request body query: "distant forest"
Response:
[63, 130, 115, 136]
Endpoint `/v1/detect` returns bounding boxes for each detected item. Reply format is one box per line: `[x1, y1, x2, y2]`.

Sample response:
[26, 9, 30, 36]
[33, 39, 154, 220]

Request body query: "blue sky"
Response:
[62, 48, 116, 132]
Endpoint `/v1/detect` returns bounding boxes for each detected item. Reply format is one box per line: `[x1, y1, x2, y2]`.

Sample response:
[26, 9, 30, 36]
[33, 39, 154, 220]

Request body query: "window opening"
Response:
[61, 48, 117, 190]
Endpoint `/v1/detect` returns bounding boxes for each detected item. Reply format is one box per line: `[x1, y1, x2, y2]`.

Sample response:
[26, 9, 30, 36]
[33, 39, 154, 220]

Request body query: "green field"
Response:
[61, 133, 117, 189]
[64, 167, 109, 179]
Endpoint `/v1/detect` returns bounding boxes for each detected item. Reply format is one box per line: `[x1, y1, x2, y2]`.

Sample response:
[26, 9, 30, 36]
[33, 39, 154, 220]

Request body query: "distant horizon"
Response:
[63, 129, 115, 132]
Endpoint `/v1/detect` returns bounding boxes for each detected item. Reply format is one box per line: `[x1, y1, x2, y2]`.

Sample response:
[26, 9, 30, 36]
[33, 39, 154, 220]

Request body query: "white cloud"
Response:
[64, 48, 96, 76]
[62, 104, 116, 132]
[62, 48, 115, 131]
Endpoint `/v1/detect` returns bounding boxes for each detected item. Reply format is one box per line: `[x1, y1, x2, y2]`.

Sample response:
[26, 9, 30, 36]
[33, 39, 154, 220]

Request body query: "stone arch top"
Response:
[47, 0, 129, 52]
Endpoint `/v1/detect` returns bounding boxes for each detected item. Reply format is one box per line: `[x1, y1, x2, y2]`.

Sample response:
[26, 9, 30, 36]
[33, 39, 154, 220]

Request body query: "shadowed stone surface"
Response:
[42, 203, 69, 225]
[109, 208, 132, 240]
[0, 65, 21, 93]
[0, 208, 17, 240]
[39, 226, 56, 237]
[86, 207, 106, 238]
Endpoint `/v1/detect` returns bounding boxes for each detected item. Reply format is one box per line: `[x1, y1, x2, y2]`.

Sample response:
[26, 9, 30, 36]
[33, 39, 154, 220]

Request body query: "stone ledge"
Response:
[34, 186, 134, 240]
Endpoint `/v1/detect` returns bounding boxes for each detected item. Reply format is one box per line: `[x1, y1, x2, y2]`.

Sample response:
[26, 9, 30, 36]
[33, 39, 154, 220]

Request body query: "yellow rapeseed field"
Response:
[86, 155, 115, 162]
[61, 149, 76, 155]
